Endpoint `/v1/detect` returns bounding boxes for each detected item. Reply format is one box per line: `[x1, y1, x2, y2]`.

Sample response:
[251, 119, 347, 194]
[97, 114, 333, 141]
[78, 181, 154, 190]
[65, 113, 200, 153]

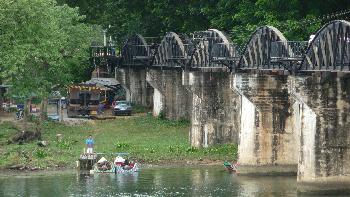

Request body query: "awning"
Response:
[83, 78, 120, 90]
[0, 85, 12, 88]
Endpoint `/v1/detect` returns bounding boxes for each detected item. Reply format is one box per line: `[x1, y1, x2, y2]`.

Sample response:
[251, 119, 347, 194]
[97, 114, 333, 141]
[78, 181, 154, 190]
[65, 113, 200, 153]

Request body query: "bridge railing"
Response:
[122, 44, 154, 66]
[165, 43, 191, 60]
[270, 41, 308, 62]
[91, 46, 117, 58]
[211, 43, 241, 62]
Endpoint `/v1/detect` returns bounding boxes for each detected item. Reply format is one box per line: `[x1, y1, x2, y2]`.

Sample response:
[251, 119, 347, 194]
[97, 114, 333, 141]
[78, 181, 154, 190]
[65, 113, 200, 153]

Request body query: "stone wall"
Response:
[187, 71, 240, 147]
[115, 68, 153, 106]
[233, 73, 299, 166]
[146, 69, 192, 120]
[290, 73, 350, 190]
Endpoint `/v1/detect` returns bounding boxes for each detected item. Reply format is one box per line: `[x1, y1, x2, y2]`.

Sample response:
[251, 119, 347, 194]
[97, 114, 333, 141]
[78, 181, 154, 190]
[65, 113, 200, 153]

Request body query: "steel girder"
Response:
[238, 26, 287, 71]
[300, 20, 350, 72]
[121, 34, 150, 67]
[118, 20, 350, 73]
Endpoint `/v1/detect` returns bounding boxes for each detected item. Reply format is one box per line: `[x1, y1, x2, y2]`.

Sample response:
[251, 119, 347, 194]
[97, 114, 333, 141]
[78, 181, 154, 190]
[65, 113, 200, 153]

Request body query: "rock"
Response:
[37, 140, 48, 147]
[11, 130, 41, 144]
[56, 134, 62, 142]
[8, 164, 24, 170]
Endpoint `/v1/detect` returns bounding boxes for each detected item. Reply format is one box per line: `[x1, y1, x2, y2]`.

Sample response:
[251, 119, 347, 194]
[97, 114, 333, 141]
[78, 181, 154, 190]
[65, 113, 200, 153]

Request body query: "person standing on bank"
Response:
[86, 135, 94, 154]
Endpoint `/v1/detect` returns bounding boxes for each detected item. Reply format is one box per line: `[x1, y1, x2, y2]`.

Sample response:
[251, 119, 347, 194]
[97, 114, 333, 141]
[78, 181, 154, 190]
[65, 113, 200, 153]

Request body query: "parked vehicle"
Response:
[113, 101, 132, 116]
[67, 84, 101, 118]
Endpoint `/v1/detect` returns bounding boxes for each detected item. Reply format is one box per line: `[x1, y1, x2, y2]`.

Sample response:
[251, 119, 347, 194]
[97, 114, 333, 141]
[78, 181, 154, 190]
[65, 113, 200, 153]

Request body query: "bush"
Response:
[131, 103, 151, 113]
[157, 111, 166, 120]
[186, 146, 198, 153]
[35, 149, 47, 158]
[115, 141, 130, 149]
[56, 140, 71, 150]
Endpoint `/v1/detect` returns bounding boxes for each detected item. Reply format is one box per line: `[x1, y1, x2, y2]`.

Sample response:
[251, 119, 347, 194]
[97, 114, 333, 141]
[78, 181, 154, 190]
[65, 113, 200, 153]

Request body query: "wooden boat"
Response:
[114, 162, 139, 174]
[90, 154, 139, 174]
[114, 155, 139, 174]
[91, 156, 114, 173]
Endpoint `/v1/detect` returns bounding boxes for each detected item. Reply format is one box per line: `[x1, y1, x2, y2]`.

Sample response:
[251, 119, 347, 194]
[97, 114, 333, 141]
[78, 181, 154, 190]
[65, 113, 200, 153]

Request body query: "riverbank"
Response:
[0, 115, 237, 171]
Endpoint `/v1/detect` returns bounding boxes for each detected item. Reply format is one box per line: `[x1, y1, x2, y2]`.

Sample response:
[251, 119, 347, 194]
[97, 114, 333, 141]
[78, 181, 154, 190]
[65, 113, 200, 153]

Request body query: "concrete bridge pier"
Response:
[233, 73, 299, 172]
[146, 69, 191, 120]
[291, 73, 350, 194]
[185, 70, 240, 147]
[115, 68, 152, 106]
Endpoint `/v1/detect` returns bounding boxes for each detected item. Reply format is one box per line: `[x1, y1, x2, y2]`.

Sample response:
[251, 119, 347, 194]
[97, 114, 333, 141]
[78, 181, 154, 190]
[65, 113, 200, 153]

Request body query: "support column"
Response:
[291, 73, 350, 194]
[146, 69, 191, 120]
[234, 73, 298, 171]
[115, 68, 152, 106]
[187, 70, 240, 147]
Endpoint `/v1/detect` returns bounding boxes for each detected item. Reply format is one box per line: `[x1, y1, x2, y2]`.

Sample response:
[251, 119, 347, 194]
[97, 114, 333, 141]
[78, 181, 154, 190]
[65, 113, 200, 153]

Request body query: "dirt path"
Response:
[0, 111, 15, 123]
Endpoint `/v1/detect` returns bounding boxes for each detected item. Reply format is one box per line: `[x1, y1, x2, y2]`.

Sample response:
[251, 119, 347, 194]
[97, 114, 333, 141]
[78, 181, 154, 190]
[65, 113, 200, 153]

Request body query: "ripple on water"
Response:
[0, 167, 300, 197]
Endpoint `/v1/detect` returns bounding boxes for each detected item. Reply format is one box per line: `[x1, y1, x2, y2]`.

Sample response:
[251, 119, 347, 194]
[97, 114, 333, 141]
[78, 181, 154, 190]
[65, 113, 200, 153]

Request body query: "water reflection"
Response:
[0, 167, 335, 197]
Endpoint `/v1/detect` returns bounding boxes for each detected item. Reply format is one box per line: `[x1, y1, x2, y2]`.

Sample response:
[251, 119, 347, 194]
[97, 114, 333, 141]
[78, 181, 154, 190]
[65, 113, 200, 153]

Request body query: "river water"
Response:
[0, 166, 331, 197]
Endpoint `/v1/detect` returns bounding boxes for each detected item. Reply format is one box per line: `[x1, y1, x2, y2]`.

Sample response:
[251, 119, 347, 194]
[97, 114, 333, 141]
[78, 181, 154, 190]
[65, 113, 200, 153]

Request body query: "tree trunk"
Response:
[0, 89, 3, 112]
[60, 99, 64, 122]
[0, 79, 3, 112]
[40, 97, 48, 121]
[23, 98, 31, 132]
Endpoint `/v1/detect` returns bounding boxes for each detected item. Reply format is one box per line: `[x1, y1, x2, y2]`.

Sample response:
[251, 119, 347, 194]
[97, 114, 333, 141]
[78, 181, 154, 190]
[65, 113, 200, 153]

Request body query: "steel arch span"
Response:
[191, 29, 240, 69]
[300, 20, 350, 72]
[154, 32, 192, 68]
[121, 34, 150, 67]
[238, 26, 287, 71]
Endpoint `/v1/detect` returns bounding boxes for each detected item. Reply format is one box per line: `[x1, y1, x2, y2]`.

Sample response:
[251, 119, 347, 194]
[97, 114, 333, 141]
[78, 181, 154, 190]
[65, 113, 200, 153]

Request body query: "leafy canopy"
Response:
[0, 0, 95, 100]
[60, 0, 350, 45]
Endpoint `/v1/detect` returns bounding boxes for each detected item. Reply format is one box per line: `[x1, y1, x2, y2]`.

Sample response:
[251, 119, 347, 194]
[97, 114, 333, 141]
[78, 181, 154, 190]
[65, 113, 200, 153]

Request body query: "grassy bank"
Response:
[0, 116, 237, 170]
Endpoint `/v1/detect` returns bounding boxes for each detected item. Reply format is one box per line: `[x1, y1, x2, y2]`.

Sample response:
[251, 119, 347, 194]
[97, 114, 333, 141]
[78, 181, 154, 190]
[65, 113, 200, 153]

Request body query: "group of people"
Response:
[85, 135, 133, 170]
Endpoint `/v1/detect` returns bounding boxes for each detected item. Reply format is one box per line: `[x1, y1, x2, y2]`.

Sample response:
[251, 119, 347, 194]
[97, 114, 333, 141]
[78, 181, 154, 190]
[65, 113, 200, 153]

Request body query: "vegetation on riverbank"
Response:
[0, 116, 237, 170]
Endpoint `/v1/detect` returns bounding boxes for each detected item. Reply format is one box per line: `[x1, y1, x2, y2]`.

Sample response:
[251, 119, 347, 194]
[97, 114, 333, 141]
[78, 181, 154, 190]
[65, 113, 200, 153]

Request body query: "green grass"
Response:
[0, 116, 237, 169]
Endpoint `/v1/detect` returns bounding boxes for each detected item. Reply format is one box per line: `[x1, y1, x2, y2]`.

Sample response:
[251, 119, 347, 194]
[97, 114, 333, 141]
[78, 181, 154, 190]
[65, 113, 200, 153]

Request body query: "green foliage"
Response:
[114, 141, 130, 150]
[131, 103, 151, 113]
[35, 149, 48, 158]
[59, 0, 350, 47]
[157, 111, 166, 120]
[0, 0, 96, 102]
[0, 116, 238, 169]
[56, 140, 72, 150]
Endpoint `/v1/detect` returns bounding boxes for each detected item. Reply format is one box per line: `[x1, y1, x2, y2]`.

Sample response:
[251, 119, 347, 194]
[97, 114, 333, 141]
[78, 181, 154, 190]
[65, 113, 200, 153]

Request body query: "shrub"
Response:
[35, 149, 47, 158]
[56, 140, 71, 150]
[115, 141, 130, 149]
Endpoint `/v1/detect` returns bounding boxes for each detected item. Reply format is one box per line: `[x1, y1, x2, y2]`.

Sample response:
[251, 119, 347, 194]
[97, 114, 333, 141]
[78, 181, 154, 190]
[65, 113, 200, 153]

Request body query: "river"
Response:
[0, 166, 343, 197]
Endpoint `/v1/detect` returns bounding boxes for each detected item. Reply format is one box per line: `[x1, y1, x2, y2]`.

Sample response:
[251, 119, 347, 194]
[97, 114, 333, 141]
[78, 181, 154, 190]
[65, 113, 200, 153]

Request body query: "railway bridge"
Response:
[92, 20, 350, 193]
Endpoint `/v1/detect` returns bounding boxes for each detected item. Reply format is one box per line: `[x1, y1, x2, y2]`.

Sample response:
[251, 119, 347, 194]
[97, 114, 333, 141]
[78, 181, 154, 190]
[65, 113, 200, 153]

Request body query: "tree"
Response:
[0, 0, 96, 127]
[59, 0, 350, 46]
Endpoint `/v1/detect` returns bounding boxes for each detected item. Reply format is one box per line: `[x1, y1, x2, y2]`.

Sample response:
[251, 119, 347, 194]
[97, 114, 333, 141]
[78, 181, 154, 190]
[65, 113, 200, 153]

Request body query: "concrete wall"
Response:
[115, 68, 152, 106]
[146, 69, 192, 120]
[233, 73, 299, 166]
[186, 71, 240, 147]
[290, 73, 350, 192]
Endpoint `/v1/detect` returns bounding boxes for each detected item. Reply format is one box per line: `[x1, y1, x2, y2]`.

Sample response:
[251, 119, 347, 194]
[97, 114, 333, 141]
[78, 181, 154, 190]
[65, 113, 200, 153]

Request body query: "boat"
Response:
[90, 153, 139, 174]
[223, 161, 239, 173]
[114, 155, 139, 174]
[92, 156, 114, 173]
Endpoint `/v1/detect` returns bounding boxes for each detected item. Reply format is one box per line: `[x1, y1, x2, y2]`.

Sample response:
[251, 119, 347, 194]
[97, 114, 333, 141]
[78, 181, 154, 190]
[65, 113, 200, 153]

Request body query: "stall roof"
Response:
[83, 78, 120, 90]
[0, 85, 12, 88]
